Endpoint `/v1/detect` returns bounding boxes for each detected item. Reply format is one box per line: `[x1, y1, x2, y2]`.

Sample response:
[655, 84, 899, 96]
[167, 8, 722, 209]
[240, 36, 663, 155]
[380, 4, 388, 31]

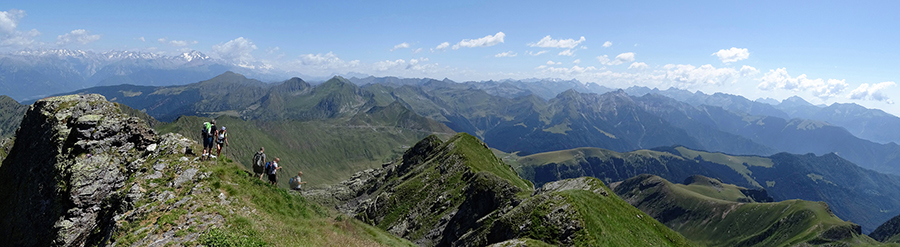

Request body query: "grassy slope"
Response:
[112, 149, 413, 246]
[559, 178, 694, 246]
[361, 133, 693, 246]
[614, 175, 884, 247]
[157, 115, 451, 187]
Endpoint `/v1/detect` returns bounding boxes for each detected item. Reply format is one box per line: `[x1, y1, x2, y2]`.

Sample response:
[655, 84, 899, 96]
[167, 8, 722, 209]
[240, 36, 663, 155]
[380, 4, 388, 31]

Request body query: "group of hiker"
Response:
[200, 119, 228, 161]
[252, 147, 306, 190]
[201, 119, 306, 190]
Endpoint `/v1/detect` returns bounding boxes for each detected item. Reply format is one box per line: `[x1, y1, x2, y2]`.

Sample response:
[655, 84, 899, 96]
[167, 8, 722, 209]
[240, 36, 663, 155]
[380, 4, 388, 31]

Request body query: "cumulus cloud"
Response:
[413, 48, 423, 54]
[298, 52, 360, 69]
[391, 42, 410, 51]
[596, 55, 610, 64]
[0, 9, 40, 48]
[758, 68, 849, 99]
[527, 50, 548, 56]
[535, 65, 599, 75]
[573, 59, 581, 64]
[849, 81, 895, 103]
[212, 37, 257, 63]
[739, 65, 759, 76]
[628, 62, 648, 70]
[0, 9, 25, 34]
[713, 47, 750, 63]
[375, 59, 406, 71]
[597, 52, 635, 65]
[546, 60, 562, 65]
[495, 51, 517, 57]
[56, 29, 100, 46]
[602, 41, 612, 48]
[452, 31, 505, 50]
[662, 64, 740, 86]
[169, 40, 198, 47]
[137, 36, 145, 42]
[558, 49, 574, 56]
[433, 42, 450, 51]
[157, 37, 167, 43]
[527, 35, 586, 49]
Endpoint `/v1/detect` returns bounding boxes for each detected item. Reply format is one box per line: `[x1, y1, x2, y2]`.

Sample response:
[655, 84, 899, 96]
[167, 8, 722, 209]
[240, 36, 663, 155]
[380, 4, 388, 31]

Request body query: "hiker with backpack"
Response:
[215, 126, 229, 161]
[252, 147, 266, 180]
[201, 119, 217, 161]
[289, 171, 306, 191]
[265, 157, 282, 185]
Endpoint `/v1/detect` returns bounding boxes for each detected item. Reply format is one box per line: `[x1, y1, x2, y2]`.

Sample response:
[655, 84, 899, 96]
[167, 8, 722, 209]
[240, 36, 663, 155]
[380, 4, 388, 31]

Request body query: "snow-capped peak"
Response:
[179, 50, 210, 62]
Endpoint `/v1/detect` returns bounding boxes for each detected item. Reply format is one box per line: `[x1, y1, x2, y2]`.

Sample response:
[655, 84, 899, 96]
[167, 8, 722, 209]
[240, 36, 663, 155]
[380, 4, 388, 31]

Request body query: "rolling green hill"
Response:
[612, 174, 878, 246]
[156, 113, 454, 186]
[308, 133, 695, 246]
[514, 146, 900, 233]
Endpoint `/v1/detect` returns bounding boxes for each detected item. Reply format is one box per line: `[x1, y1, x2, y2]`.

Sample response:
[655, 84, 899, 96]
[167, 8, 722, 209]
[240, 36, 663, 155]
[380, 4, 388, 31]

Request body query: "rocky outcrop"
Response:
[308, 134, 691, 247]
[871, 214, 900, 242]
[0, 94, 214, 246]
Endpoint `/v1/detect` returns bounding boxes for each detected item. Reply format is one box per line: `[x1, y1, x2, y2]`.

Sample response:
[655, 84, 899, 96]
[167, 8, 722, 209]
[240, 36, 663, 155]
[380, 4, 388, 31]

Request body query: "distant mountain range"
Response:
[625, 86, 900, 144]
[24, 72, 900, 177]
[511, 145, 900, 233]
[0, 49, 292, 101]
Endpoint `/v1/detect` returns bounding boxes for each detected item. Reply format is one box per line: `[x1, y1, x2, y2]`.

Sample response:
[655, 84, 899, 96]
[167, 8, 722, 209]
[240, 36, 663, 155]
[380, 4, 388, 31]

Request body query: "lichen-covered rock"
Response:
[0, 94, 220, 247]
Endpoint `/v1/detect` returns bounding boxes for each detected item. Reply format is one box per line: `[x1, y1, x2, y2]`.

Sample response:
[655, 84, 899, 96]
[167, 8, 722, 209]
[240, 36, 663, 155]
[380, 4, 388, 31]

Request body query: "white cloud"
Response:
[558, 49, 574, 56]
[298, 52, 360, 69]
[602, 41, 612, 48]
[849, 81, 895, 103]
[596, 55, 610, 64]
[433, 42, 450, 51]
[137, 36, 145, 42]
[535, 65, 599, 75]
[495, 51, 517, 57]
[597, 52, 636, 65]
[573, 59, 581, 64]
[157, 37, 167, 43]
[56, 29, 100, 46]
[713, 47, 750, 63]
[375, 59, 406, 71]
[662, 64, 739, 86]
[527, 35, 586, 49]
[169, 40, 198, 47]
[452, 31, 505, 50]
[413, 48, 423, 54]
[527, 50, 548, 56]
[0, 9, 40, 48]
[739, 65, 759, 76]
[628, 62, 648, 70]
[758, 68, 849, 99]
[0, 9, 25, 34]
[614, 52, 635, 64]
[212, 37, 257, 63]
[391, 42, 410, 51]
[546, 60, 562, 65]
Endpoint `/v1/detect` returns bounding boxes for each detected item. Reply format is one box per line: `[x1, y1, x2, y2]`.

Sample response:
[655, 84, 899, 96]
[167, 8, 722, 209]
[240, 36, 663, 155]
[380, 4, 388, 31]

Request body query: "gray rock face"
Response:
[0, 94, 159, 246]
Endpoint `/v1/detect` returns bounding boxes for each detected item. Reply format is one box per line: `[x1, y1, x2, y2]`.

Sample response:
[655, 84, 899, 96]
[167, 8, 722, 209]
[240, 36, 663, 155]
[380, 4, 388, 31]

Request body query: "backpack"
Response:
[201, 122, 212, 138]
[265, 161, 275, 174]
[252, 152, 264, 169]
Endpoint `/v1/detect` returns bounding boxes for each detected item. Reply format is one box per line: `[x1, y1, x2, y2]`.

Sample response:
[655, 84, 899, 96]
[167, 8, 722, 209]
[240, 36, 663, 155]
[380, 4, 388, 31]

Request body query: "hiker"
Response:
[252, 147, 266, 180]
[289, 171, 306, 191]
[265, 157, 282, 185]
[201, 119, 218, 160]
[215, 126, 229, 160]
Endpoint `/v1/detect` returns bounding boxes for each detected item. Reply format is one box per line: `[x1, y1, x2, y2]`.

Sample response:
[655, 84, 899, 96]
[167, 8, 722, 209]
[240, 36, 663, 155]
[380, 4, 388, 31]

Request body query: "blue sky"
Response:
[3, 1, 900, 115]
